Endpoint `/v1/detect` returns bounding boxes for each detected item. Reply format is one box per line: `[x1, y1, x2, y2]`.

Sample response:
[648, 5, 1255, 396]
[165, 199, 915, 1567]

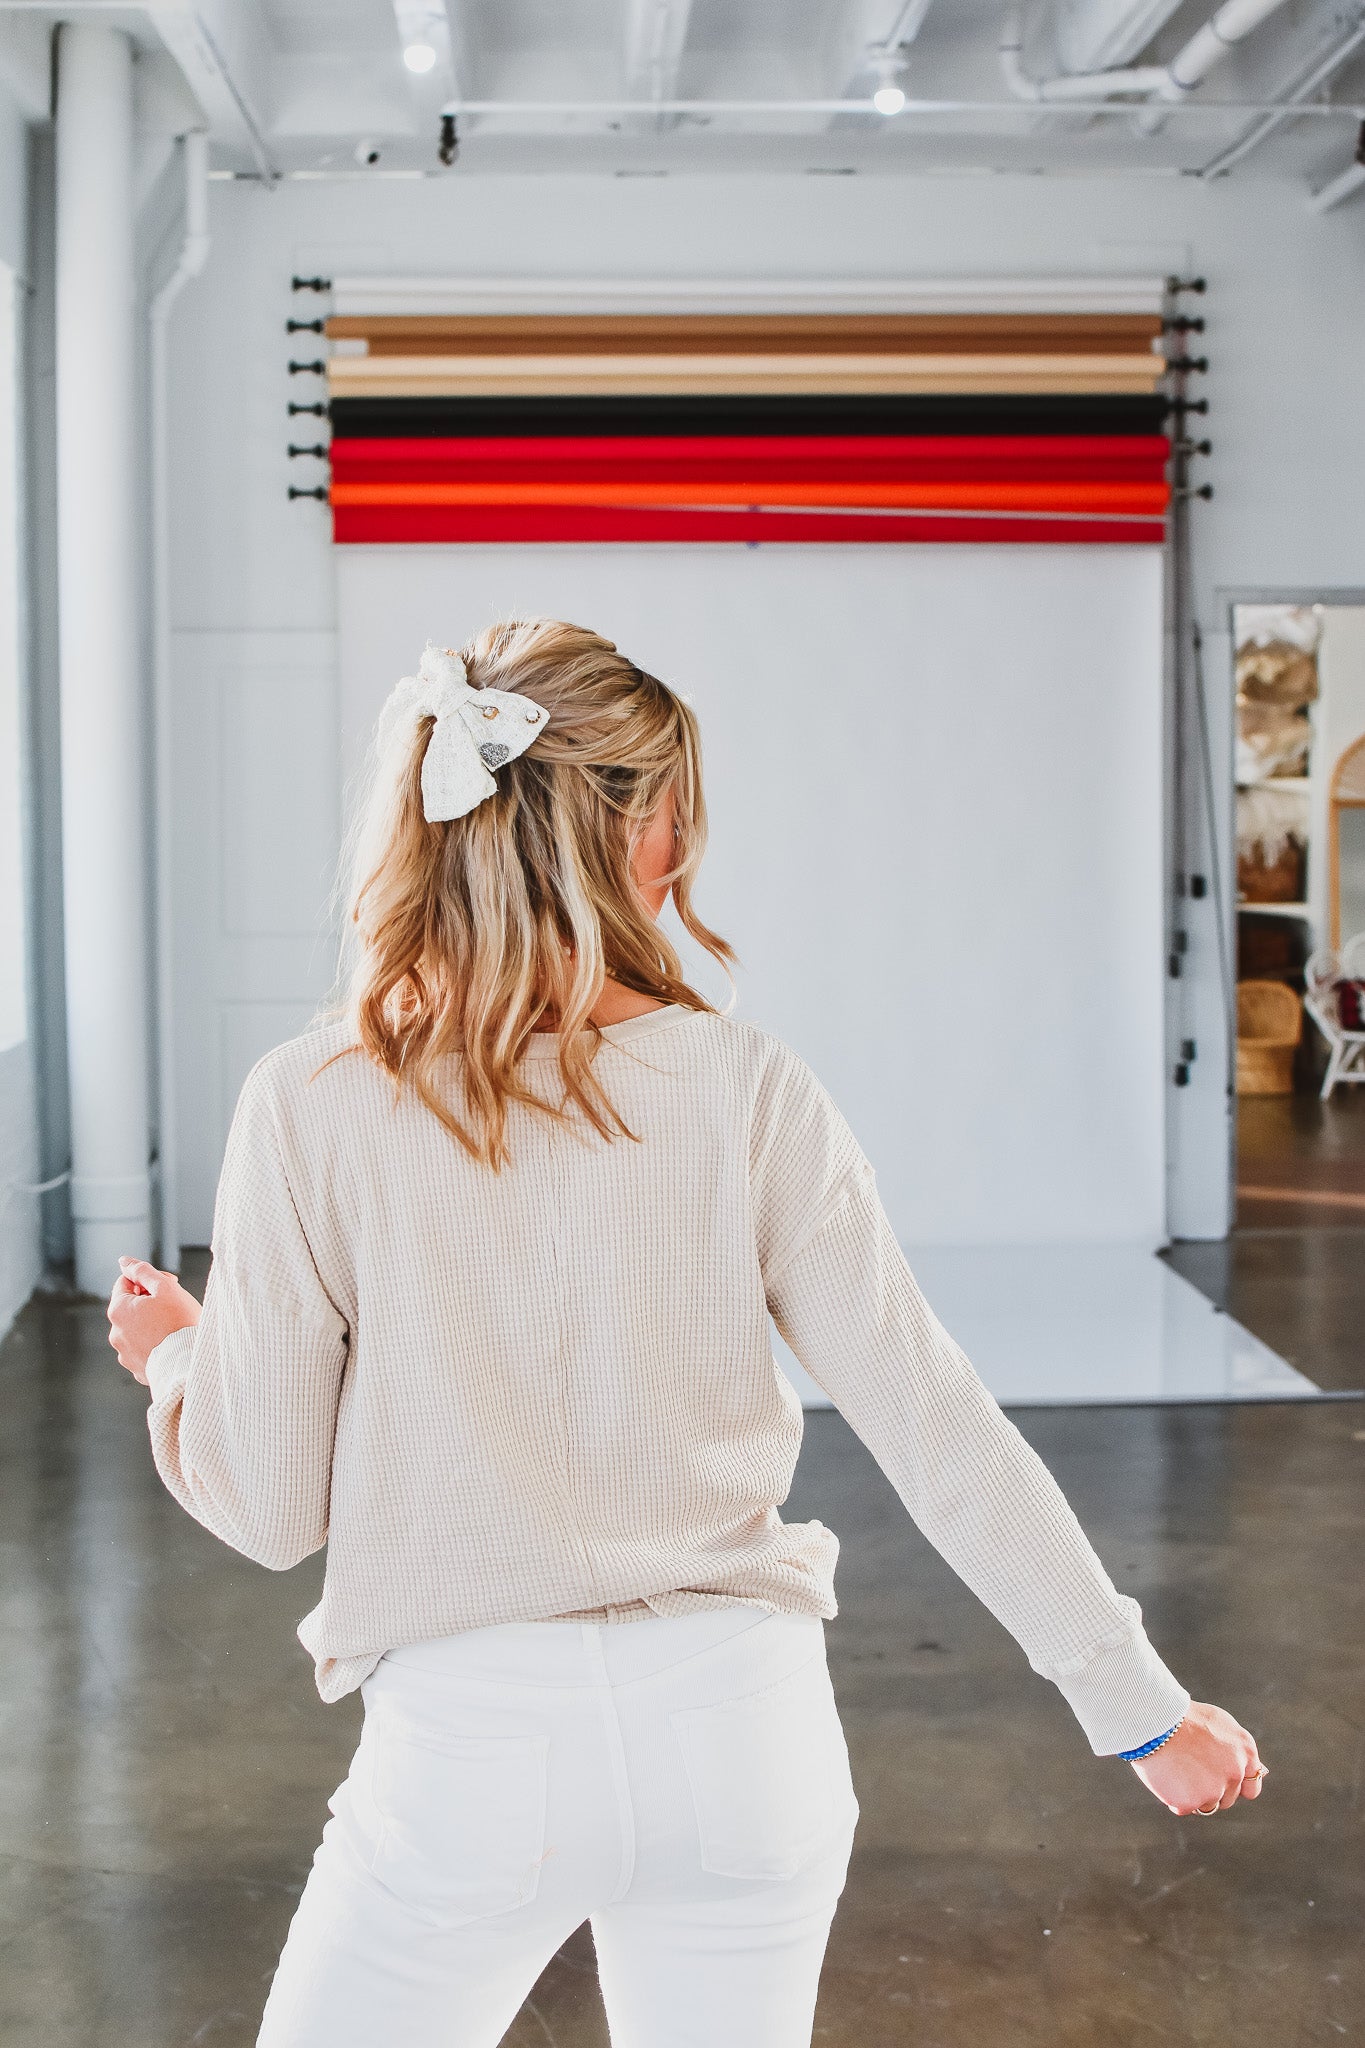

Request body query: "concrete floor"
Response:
[1234, 1083, 1365, 1228]
[2, 1240, 1362, 2048]
[1163, 1085, 1365, 1396]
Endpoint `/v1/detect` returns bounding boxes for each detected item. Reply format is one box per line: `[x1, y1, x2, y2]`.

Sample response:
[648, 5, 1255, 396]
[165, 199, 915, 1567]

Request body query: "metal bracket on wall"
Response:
[1163, 271, 1237, 1139]
[289, 276, 333, 502]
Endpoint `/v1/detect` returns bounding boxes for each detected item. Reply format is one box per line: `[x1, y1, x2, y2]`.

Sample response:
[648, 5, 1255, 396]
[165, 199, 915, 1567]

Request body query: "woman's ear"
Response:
[631, 789, 678, 919]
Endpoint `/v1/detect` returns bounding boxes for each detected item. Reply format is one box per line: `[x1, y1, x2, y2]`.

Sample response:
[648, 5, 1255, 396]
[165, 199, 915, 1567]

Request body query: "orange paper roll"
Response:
[329, 478, 1170, 515]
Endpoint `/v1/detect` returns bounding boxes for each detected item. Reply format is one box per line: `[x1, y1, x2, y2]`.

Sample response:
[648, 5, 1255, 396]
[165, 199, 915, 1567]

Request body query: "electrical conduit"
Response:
[1000, 0, 1293, 106]
[149, 129, 210, 1273]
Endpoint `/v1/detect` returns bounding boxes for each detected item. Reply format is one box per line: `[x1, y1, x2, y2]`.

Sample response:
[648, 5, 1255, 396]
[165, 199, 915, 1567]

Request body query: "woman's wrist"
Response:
[1116, 1715, 1186, 1762]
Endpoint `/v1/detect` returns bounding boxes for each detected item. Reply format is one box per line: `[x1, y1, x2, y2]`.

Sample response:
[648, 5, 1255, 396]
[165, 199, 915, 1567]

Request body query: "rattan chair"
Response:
[1235, 979, 1303, 1096]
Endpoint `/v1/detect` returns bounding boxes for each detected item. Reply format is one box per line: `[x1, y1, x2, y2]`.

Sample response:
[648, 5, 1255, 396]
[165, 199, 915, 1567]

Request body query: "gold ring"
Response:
[1194, 1801, 1222, 1815]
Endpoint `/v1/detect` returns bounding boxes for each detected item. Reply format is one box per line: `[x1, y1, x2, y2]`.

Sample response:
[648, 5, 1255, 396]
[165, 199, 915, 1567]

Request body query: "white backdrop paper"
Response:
[337, 544, 1165, 1249]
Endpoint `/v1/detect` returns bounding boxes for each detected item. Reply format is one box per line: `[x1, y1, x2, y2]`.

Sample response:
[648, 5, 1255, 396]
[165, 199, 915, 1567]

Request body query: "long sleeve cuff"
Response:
[145, 1323, 197, 1403]
[1045, 1625, 1192, 1757]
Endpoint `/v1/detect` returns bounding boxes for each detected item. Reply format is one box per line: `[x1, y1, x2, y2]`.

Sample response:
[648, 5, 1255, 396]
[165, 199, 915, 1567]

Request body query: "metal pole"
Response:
[149, 130, 210, 1275]
[55, 21, 149, 1293]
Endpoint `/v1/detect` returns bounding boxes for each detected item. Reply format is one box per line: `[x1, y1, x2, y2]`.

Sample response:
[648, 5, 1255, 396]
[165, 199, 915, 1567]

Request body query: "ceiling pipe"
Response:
[1197, 15, 1365, 179]
[1053, 0, 1186, 72]
[1135, 0, 1295, 132]
[880, 0, 938, 44]
[1000, 0, 1293, 107]
[1307, 121, 1365, 212]
[430, 90, 1359, 118]
[0, 3, 279, 183]
[148, 129, 210, 1275]
[1001, 5, 1166, 100]
[1152, 0, 1292, 103]
[865, 0, 938, 70]
[624, 0, 695, 106]
[622, 0, 696, 134]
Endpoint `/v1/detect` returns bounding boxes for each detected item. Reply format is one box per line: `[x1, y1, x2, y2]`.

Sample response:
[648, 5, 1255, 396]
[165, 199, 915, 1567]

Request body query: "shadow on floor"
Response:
[1, 1281, 1361, 2046]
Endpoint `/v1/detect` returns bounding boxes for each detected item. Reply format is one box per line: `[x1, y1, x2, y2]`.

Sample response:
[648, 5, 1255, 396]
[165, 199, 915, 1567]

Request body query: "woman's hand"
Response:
[107, 1257, 202, 1386]
[1130, 1699, 1267, 1814]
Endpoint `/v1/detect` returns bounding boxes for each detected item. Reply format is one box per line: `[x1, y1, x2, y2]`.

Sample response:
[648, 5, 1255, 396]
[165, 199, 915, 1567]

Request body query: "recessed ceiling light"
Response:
[873, 83, 905, 115]
[404, 39, 437, 73]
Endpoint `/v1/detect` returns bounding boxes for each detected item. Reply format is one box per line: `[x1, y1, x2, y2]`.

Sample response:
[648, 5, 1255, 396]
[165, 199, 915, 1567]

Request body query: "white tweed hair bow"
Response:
[376, 642, 550, 822]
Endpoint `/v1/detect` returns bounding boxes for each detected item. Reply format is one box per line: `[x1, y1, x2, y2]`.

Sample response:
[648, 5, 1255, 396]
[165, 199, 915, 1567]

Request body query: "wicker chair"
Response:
[1236, 979, 1303, 1096]
[1304, 938, 1365, 1101]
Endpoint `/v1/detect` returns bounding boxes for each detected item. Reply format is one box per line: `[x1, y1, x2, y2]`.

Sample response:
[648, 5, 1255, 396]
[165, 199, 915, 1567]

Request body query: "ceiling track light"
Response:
[439, 113, 460, 166]
[404, 40, 438, 74]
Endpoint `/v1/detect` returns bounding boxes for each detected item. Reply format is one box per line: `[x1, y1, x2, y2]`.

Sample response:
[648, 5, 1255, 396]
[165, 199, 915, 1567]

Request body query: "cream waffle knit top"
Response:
[144, 1005, 1190, 1752]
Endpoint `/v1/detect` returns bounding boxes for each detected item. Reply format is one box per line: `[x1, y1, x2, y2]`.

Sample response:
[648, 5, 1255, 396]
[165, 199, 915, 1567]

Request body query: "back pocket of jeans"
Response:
[366, 1711, 550, 1928]
[669, 1650, 857, 1881]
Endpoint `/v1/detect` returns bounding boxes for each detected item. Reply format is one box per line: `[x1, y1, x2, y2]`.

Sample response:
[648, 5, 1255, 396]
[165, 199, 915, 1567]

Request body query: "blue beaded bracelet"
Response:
[1117, 1717, 1184, 1762]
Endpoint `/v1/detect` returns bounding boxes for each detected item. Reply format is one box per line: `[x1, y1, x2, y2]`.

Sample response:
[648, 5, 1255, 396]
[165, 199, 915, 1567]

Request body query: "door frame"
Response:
[1209, 586, 1365, 1233]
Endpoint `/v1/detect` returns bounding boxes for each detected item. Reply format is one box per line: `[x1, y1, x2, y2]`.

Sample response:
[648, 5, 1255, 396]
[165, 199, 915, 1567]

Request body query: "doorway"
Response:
[1232, 602, 1365, 1229]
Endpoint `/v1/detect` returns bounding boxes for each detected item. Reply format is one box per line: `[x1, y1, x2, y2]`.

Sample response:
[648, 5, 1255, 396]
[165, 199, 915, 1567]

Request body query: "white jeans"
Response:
[256, 1605, 860, 2048]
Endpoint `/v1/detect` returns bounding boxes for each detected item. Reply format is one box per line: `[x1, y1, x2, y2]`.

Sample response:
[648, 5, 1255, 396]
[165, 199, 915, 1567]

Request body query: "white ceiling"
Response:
[1, 0, 1363, 190]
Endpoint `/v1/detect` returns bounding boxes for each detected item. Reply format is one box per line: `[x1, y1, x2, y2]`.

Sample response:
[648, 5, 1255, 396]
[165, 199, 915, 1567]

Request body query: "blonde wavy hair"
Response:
[316, 617, 734, 1168]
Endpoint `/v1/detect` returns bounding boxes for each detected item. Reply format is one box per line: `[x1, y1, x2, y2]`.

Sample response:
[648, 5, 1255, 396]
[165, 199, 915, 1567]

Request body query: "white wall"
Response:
[164, 166, 1365, 1246]
[169, 628, 340, 1239]
[0, 261, 25, 1055]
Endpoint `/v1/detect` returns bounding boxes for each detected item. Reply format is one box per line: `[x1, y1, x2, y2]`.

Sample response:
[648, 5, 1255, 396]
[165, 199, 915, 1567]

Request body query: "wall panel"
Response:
[172, 631, 340, 1239]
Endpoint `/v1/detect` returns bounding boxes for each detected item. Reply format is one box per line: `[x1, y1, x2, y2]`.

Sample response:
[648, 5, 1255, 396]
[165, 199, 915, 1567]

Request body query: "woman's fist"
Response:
[107, 1257, 201, 1385]
[1131, 1699, 1267, 1815]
